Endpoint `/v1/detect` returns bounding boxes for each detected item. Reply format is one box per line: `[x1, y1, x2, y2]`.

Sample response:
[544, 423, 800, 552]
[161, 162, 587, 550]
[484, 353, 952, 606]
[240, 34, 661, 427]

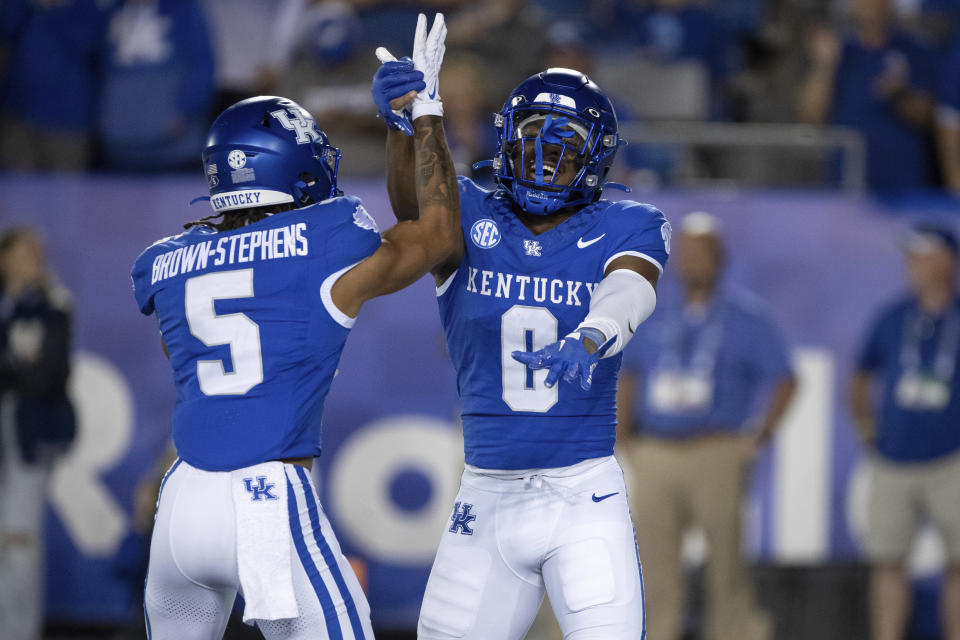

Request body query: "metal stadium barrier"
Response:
[619, 122, 867, 192]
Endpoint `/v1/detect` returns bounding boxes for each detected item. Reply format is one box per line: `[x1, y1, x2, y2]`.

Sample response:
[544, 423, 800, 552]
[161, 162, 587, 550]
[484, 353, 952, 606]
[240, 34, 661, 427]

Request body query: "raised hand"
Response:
[411, 12, 446, 120]
[372, 48, 425, 136]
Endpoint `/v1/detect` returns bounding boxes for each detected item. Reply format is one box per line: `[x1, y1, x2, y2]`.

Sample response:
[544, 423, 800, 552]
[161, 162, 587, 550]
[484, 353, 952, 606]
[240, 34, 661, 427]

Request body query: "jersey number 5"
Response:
[501, 305, 558, 412]
[185, 269, 264, 395]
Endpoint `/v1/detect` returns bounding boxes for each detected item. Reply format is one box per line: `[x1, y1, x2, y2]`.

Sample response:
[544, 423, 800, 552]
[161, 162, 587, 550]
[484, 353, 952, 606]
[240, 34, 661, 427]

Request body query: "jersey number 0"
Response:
[501, 305, 558, 412]
[184, 269, 264, 395]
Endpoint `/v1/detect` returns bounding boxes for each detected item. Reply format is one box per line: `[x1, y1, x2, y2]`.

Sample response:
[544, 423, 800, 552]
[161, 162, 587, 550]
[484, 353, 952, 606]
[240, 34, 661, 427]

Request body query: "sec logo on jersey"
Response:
[471, 219, 501, 249]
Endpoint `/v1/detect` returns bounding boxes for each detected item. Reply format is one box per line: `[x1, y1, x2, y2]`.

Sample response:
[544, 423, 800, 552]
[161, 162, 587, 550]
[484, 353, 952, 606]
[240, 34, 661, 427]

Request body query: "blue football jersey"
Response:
[131, 196, 380, 471]
[439, 177, 670, 470]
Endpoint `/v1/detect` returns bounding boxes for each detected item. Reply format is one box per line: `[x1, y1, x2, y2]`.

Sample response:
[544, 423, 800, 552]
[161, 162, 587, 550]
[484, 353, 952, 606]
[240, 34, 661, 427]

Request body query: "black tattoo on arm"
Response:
[412, 115, 462, 277]
[414, 117, 458, 214]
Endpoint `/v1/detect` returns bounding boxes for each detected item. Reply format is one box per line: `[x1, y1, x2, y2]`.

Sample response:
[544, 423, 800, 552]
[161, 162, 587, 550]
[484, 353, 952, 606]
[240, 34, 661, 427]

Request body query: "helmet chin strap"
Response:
[293, 175, 327, 206]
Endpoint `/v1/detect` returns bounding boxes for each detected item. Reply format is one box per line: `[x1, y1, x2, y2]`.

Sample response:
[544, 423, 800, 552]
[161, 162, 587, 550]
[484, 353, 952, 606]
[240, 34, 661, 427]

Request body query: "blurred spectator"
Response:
[444, 0, 545, 100]
[617, 212, 797, 640]
[797, 0, 939, 192]
[201, 0, 306, 115]
[851, 221, 960, 640]
[437, 52, 498, 177]
[0, 0, 113, 172]
[617, 0, 734, 119]
[936, 33, 960, 195]
[541, 20, 595, 74]
[0, 226, 75, 640]
[97, 0, 214, 172]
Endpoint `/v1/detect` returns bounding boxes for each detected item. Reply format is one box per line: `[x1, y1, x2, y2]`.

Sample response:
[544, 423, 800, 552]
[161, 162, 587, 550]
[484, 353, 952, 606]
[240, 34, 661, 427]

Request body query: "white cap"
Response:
[680, 211, 722, 236]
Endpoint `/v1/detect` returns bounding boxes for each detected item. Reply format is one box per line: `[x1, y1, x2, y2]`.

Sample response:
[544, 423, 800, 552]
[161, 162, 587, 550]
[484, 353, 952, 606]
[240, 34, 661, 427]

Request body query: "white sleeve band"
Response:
[412, 99, 443, 120]
[577, 269, 657, 357]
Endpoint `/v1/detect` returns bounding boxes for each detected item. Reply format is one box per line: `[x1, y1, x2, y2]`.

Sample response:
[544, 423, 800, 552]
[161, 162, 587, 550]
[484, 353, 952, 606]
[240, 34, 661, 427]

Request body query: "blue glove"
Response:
[371, 53, 425, 136]
[511, 328, 616, 391]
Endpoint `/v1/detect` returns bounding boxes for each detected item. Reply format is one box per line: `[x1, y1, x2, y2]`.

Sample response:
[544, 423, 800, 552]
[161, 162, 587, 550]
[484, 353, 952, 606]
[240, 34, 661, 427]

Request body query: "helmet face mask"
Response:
[508, 138, 584, 190]
[202, 96, 343, 214]
[505, 108, 593, 190]
[491, 69, 622, 216]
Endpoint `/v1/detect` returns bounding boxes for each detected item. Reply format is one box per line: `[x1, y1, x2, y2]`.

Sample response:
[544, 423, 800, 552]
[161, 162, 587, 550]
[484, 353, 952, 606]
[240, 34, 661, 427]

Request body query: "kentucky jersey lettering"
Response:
[131, 196, 380, 471]
[439, 177, 669, 470]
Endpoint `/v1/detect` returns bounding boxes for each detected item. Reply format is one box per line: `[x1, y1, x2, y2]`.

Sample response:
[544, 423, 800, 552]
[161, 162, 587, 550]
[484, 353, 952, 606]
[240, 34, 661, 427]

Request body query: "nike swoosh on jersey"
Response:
[591, 491, 619, 503]
[428, 86, 438, 100]
[577, 234, 605, 249]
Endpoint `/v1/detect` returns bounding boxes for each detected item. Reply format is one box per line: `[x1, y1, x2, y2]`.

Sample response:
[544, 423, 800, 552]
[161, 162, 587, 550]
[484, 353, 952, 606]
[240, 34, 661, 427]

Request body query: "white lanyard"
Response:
[894, 305, 960, 411]
[647, 301, 725, 415]
[658, 302, 725, 376]
[898, 307, 960, 381]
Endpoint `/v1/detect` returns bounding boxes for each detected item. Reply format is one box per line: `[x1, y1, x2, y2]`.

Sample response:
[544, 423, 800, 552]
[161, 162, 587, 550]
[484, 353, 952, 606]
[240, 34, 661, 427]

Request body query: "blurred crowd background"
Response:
[7, 0, 960, 193]
[4, 1, 960, 640]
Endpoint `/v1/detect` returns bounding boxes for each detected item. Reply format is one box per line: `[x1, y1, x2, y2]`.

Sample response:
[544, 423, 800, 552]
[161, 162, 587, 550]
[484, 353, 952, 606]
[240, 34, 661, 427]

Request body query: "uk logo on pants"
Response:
[243, 476, 278, 501]
[449, 502, 477, 535]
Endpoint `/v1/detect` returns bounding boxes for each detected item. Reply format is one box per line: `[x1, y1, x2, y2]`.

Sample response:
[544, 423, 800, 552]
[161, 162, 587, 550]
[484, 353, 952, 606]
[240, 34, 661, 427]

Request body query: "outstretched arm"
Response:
[513, 255, 660, 390]
[330, 114, 461, 316]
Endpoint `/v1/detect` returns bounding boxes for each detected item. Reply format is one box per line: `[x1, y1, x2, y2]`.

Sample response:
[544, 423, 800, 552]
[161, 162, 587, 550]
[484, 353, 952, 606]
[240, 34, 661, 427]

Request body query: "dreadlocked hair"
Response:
[184, 203, 299, 232]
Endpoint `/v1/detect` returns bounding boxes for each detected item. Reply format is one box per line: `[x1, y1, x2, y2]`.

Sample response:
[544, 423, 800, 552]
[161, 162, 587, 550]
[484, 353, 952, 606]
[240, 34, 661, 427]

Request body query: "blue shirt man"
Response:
[98, 0, 215, 171]
[618, 211, 796, 640]
[854, 222, 960, 461]
[798, 0, 938, 192]
[625, 284, 793, 438]
[856, 295, 960, 462]
[851, 221, 960, 640]
[830, 31, 937, 190]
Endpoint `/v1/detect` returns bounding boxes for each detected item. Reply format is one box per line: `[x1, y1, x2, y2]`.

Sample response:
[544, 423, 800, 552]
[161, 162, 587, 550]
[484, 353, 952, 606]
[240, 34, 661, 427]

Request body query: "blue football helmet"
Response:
[202, 96, 342, 213]
[490, 68, 623, 215]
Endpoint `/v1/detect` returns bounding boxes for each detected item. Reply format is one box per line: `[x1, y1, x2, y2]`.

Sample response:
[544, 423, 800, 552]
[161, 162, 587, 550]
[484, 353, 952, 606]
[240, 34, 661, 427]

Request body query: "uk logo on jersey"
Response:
[471, 219, 501, 249]
[243, 476, 278, 501]
[523, 240, 542, 256]
[449, 502, 477, 535]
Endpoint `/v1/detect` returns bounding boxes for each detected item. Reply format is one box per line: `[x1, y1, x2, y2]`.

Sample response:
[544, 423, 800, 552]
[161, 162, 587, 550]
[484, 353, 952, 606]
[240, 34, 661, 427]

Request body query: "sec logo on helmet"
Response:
[227, 150, 247, 170]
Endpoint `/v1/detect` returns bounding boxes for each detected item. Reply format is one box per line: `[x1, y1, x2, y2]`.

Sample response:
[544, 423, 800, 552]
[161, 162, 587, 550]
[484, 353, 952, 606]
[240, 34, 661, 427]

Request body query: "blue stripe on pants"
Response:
[287, 474, 344, 640]
[294, 465, 366, 640]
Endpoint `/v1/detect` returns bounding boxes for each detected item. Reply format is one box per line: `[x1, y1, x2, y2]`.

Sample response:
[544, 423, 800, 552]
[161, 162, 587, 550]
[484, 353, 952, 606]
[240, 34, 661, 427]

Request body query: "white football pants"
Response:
[418, 456, 645, 639]
[144, 459, 373, 640]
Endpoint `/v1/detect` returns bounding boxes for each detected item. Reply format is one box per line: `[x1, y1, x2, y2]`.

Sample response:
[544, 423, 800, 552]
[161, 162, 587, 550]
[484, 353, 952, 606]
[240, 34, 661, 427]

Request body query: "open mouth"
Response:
[527, 158, 560, 181]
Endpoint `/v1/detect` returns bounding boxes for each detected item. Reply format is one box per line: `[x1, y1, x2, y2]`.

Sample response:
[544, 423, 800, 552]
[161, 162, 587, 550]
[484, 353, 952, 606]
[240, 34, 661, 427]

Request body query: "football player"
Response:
[131, 15, 455, 639]
[374, 62, 669, 639]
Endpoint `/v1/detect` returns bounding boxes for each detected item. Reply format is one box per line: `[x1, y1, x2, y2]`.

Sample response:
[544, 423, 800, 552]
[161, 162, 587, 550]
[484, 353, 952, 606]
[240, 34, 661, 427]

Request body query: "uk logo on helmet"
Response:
[270, 108, 322, 145]
[471, 219, 501, 249]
